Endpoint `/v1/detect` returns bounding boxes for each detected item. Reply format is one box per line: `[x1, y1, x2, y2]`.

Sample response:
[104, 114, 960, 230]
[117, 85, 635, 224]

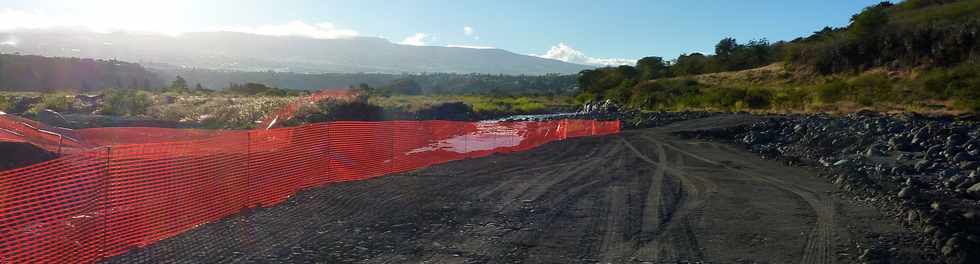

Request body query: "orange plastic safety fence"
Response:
[0, 119, 619, 263]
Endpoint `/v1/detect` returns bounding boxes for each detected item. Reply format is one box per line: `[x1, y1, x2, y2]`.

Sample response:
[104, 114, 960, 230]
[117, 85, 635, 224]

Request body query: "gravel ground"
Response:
[679, 111, 980, 264]
[101, 114, 931, 264]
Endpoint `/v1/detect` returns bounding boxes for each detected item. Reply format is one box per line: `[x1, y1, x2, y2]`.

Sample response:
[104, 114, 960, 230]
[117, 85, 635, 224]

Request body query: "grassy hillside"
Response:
[577, 0, 980, 114]
[629, 63, 979, 114]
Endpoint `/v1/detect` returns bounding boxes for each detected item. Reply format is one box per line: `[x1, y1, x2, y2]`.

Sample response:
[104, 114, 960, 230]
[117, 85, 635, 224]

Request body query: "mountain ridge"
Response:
[0, 29, 592, 75]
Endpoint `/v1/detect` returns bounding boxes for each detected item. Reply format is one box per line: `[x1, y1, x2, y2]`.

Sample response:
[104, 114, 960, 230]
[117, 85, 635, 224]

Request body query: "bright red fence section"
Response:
[0, 118, 619, 263]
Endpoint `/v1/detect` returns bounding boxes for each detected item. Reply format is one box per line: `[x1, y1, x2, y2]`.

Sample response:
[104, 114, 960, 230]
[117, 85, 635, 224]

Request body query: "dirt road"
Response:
[104, 115, 928, 263]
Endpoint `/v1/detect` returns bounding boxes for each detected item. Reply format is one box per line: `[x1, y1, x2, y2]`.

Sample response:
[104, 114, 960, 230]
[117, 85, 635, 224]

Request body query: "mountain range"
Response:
[0, 29, 591, 75]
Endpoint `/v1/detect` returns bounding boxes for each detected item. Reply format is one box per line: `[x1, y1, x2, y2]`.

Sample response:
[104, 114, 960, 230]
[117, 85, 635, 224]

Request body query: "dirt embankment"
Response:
[103, 114, 931, 264]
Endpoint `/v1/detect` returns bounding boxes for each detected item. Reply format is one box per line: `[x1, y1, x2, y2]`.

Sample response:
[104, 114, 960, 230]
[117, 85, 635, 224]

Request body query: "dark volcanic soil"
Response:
[680, 112, 980, 264]
[102, 114, 929, 264]
[0, 142, 58, 171]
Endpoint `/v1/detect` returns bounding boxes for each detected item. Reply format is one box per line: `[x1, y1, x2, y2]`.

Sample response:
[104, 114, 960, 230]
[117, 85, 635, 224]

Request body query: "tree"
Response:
[102, 89, 151, 116]
[170, 75, 189, 93]
[350, 83, 378, 100]
[849, 2, 892, 39]
[715, 37, 738, 59]
[636, 56, 670, 80]
[671, 53, 709, 76]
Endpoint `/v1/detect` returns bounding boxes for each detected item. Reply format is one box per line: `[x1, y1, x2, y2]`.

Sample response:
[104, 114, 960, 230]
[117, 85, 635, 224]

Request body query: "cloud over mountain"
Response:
[214, 21, 358, 39]
[536, 42, 635, 66]
[399, 33, 429, 46]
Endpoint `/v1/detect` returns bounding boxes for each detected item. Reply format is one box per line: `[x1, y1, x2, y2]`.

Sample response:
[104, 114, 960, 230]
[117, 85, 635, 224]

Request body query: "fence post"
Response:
[389, 122, 395, 174]
[245, 131, 251, 209]
[100, 146, 111, 260]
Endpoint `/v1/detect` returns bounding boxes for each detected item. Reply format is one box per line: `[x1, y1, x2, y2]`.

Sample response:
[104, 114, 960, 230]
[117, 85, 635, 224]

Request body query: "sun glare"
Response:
[33, 0, 195, 35]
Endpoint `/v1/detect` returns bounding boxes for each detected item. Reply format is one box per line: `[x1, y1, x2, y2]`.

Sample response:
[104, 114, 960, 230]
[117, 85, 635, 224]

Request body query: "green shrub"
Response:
[815, 80, 848, 104]
[0, 96, 11, 113]
[743, 88, 773, 109]
[629, 79, 701, 110]
[916, 62, 980, 106]
[848, 73, 895, 106]
[297, 99, 384, 123]
[702, 87, 746, 109]
[574, 91, 597, 104]
[29, 94, 73, 114]
[102, 89, 152, 116]
[770, 87, 809, 111]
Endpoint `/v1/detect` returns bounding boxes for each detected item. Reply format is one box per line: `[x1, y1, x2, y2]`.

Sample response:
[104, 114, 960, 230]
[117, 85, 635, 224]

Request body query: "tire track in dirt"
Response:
[516, 138, 628, 262]
[620, 135, 715, 263]
[648, 134, 835, 264]
[104, 117, 862, 264]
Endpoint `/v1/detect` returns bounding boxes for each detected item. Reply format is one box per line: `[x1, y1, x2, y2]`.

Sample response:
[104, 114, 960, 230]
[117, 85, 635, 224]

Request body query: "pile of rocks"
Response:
[683, 111, 980, 263]
[580, 99, 620, 114]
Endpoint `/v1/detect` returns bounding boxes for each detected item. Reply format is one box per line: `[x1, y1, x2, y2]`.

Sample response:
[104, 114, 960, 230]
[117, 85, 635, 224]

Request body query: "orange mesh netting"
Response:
[0, 112, 619, 263]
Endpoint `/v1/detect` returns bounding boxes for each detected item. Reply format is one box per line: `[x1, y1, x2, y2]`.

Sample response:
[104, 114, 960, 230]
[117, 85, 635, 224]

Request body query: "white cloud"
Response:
[446, 44, 494, 49]
[463, 26, 480, 41]
[399, 33, 429, 46]
[214, 20, 358, 39]
[535, 42, 635, 66]
[0, 8, 359, 39]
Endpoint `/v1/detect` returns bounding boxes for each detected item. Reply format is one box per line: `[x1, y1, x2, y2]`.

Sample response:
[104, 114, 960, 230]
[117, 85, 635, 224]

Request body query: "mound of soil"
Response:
[0, 142, 58, 171]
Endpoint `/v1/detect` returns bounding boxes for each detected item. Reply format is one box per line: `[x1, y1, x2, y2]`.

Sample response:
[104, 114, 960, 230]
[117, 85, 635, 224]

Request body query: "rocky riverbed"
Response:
[676, 111, 980, 264]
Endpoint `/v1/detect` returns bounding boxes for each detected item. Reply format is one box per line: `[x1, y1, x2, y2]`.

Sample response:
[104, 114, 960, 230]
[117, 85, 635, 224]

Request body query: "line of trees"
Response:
[577, 37, 784, 104]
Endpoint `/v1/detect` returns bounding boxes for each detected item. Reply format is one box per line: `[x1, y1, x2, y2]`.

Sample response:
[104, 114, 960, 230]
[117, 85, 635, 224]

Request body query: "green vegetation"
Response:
[0, 95, 12, 113]
[162, 69, 578, 96]
[225, 82, 304, 97]
[145, 95, 295, 129]
[918, 62, 980, 111]
[28, 93, 74, 114]
[102, 89, 153, 116]
[0, 54, 161, 92]
[370, 95, 573, 117]
[784, 0, 980, 73]
[588, 62, 980, 113]
[290, 99, 385, 125]
[576, 0, 980, 114]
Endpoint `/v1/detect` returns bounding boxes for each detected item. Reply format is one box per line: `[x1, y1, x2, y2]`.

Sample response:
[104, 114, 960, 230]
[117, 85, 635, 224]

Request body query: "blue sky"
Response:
[0, 0, 883, 65]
